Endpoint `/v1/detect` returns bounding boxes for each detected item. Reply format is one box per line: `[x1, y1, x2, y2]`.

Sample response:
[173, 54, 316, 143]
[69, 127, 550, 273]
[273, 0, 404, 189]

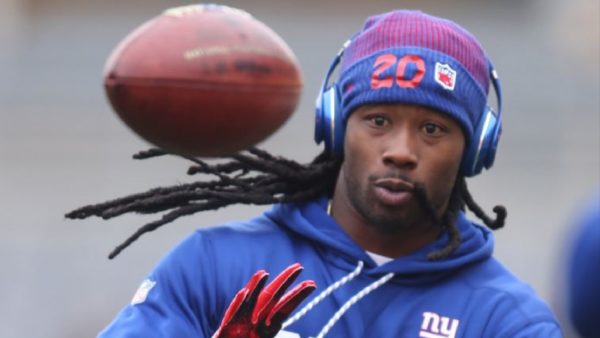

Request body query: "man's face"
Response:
[336, 103, 465, 233]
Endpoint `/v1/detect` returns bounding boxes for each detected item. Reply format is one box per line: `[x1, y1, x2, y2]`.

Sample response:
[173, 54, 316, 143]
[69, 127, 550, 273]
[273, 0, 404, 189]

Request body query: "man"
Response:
[90, 9, 561, 337]
[566, 189, 599, 338]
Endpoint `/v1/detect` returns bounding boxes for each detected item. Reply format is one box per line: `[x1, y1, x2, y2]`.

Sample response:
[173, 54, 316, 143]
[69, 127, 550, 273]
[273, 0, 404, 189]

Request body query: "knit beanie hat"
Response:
[339, 10, 491, 145]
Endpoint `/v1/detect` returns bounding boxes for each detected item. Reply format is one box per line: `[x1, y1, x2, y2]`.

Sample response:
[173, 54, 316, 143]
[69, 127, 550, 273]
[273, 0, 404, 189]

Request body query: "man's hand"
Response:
[212, 263, 316, 338]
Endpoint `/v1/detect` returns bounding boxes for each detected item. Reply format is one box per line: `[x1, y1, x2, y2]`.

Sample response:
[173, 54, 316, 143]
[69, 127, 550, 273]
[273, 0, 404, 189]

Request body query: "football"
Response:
[103, 4, 302, 157]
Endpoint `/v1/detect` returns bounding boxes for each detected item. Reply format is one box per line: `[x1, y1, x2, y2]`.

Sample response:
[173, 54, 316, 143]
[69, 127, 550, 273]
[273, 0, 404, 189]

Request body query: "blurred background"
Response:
[0, 0, 598, 337]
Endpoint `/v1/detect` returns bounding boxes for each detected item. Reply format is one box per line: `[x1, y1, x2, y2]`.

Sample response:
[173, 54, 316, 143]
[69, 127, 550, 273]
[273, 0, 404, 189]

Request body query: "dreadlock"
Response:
[426, 176, 507, 260]
[66, 148, 341, 259]
[65, 148, 506, 260]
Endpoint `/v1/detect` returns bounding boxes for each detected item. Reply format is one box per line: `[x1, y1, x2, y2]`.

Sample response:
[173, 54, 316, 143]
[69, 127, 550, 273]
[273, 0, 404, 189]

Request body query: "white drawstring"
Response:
[282, 261, 364, 329]
[314, 272, 395, 338]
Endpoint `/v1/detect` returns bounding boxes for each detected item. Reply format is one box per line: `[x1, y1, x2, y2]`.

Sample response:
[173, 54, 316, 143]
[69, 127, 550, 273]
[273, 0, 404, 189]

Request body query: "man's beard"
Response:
[344, 172, 441, 234]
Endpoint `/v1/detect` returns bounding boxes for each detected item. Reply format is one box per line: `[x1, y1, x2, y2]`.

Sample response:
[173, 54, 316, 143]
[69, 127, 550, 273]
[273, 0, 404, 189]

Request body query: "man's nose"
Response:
[381, 129, 418, 170]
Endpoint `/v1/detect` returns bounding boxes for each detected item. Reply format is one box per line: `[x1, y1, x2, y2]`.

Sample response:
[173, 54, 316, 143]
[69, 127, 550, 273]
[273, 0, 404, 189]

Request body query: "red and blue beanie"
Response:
[339, 10, 490, 145]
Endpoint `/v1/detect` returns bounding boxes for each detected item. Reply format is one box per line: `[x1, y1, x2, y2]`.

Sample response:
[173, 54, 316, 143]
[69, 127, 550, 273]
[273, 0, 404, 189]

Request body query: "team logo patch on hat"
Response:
[131, 279, 156, 305]
[434, 62, 457, 90]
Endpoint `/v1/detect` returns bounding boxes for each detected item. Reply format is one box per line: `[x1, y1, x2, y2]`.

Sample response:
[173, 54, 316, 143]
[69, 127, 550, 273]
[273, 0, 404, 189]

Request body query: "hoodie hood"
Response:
[265, 196, 494, 284]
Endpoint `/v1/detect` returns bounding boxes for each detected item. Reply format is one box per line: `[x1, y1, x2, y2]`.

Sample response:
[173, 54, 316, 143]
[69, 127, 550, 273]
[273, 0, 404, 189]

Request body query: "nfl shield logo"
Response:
[435, 62, 457, 90]
[131, 279, 156, 305]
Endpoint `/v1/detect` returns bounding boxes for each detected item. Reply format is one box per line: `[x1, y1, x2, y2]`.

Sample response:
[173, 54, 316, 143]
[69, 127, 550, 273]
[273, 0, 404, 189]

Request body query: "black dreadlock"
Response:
[66, 148, 341, 259]
[424, 176, 506, 261]
[65, 148, 506, 260]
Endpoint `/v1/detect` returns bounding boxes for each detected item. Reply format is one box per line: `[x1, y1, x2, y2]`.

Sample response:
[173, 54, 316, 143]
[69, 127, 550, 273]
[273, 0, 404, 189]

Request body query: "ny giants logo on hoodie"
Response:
[419, 311, 460, 338]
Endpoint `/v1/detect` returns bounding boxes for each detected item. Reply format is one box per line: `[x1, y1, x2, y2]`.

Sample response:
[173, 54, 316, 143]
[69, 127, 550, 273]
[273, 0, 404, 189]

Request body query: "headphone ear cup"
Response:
[314, 45, 348, 156]
[314, 90, 327, 146]
[315, 83, 344, 156]
[483, 114, 501, 169]
[461, 106, 501, 177]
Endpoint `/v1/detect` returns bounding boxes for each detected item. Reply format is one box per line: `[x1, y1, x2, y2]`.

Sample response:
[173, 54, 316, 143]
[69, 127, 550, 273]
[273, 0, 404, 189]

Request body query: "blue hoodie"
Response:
[99, 196, 561, 337]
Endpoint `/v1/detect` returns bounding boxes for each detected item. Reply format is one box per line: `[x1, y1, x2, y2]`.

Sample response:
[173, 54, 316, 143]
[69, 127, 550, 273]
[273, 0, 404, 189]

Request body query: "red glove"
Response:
[212, 263, 316, 338]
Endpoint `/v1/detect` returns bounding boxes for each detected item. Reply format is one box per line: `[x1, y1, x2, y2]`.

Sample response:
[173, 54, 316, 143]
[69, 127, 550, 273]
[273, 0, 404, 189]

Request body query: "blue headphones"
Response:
[314, 42, 503, 177]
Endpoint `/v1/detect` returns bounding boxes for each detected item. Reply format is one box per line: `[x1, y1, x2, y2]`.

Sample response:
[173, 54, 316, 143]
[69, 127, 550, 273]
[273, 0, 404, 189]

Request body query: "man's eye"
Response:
[368, 116, 388, 127]
[423, 122, 444, 135]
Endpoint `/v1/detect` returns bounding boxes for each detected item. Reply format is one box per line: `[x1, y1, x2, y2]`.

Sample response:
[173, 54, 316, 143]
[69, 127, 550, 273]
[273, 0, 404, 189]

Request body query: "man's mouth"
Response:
[374, 178, 415, 192]
[373, 178, 415, 206]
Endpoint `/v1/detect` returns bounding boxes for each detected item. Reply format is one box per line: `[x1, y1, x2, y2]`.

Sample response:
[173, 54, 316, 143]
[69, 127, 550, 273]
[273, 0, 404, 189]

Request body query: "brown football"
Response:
[103, 4, 302, 157]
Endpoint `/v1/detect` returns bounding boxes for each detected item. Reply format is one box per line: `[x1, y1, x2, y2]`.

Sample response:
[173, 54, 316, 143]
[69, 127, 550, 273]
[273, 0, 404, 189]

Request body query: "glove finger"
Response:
[239, 270, 269, 317]
[253, 263, 303, 323]
[267, 280, 316, 326]
[222, 269, 268, 326]
[218, 287, 248, 330]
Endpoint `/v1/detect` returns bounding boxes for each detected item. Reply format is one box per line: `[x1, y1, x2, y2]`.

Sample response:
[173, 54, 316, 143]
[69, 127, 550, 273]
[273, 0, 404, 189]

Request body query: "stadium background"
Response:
[0, 0, 598, 337]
